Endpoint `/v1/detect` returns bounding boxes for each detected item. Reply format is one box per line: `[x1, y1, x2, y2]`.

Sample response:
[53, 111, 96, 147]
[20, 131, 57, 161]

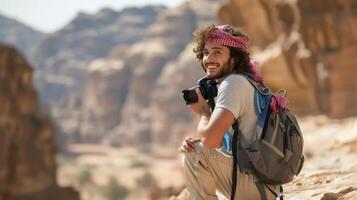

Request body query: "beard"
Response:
[205, 60, 233, 80]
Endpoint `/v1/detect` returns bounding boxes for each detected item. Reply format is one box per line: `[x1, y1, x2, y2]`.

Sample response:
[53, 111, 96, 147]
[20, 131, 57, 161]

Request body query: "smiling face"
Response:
[202, 43, 234, 83]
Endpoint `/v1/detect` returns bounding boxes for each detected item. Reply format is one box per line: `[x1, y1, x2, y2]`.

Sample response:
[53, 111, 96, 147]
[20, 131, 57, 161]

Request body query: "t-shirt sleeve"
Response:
[215, 76, 251, 119]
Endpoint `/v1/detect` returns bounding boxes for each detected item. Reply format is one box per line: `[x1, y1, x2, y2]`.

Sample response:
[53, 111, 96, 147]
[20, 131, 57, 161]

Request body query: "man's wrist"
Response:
[200, 111, 210, 118]
[199, 106, 211, 117]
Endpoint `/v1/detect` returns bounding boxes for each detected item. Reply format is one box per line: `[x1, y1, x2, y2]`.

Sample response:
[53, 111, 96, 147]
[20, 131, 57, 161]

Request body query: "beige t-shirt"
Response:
[215, 74, 258, 155]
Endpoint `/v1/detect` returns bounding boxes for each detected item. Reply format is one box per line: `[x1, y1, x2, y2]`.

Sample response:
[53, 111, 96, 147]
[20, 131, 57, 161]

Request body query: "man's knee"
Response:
[182, 142, 210, 169]
[182, 150, 196, 170]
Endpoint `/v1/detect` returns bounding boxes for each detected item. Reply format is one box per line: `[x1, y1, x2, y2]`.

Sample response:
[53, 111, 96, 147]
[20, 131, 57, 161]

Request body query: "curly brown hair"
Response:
[192, 24, 262, 82]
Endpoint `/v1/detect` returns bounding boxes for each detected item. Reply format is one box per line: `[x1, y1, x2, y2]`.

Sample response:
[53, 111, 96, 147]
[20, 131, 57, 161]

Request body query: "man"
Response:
[178, 24, 276, 200]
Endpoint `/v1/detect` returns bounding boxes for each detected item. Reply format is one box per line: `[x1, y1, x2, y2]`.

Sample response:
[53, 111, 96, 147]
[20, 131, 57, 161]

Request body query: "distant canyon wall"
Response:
[50, 0, 220, 146]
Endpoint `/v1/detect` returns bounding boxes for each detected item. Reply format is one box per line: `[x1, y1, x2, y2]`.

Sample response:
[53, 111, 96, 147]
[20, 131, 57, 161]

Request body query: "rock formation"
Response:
[80, 58, 131, 143]
[28, 6, 166, 146]
[117, 2, 197, 144]
[32, 6, 164, 106]
[297, 0, 357, 117]
[0, 45, 78, 199]
[0, 14, 43, 63]
[0, 1, 221, 147]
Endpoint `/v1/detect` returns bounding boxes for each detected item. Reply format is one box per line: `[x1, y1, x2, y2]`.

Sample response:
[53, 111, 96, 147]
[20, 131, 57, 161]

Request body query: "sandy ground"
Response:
[57, 115, 357, 200]
[284, 116, 357, 200]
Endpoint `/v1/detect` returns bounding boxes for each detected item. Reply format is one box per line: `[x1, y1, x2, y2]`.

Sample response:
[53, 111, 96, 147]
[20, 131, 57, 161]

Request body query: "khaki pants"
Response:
[182, 142, 276, 200]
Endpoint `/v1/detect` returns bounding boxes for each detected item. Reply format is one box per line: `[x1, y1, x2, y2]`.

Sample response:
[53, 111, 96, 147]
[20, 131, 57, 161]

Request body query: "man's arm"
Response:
[189, 89, 235, 148]
[197, 107, 235, 148]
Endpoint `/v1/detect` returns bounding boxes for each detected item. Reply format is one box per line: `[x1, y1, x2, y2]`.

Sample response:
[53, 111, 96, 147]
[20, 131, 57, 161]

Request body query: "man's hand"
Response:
[188, 88, 210, 115]
[178, 137, 201, 153]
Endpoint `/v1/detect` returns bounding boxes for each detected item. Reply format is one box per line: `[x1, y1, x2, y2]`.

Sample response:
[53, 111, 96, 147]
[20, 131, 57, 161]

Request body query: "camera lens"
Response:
[182, 89, 198, 105]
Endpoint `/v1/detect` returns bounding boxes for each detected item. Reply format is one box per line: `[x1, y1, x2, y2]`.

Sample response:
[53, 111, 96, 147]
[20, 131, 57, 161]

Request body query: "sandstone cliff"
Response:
[117, 3, 197, 144]
[297, 0, 357, 117]
[0, 1, 221, 147]
[80, 59, 131, 143]
[29, 6, 165, 145]
[32, 6, 164, 106]
[0, 45, 79, 199]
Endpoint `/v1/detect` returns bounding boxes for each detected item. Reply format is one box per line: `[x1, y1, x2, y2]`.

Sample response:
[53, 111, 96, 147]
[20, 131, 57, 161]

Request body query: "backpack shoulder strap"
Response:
[238, 74, 271, 135]
[239, 74, 270, 95]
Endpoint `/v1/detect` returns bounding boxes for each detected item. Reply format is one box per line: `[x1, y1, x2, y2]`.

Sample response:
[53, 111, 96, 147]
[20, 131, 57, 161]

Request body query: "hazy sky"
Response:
[0, 0, 186, 33]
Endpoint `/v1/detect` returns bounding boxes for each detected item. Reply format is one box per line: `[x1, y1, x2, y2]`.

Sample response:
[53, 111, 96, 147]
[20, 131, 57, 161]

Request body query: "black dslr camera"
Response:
[182, 77, 218, 105]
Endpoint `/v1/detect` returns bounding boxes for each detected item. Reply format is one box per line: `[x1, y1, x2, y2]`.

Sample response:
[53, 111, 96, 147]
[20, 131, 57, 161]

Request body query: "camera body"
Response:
[182, 77, 218, 105]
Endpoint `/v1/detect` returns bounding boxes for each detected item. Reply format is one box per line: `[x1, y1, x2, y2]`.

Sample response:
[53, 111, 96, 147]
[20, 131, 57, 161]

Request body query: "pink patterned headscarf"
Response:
[206, 25, 249, 50]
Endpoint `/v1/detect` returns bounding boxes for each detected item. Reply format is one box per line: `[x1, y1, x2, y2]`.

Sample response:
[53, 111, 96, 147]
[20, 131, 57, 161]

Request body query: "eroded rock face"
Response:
[0, 45, 78, 200]
[32, 6, 164, 106]
[218, 0, 357, 117]
[115, 3, 203, 144]
[30, 6, 165, 147]
[20, 1, 220, 147]
[79, 59, 131, 143]
[297, 0, 357, 117]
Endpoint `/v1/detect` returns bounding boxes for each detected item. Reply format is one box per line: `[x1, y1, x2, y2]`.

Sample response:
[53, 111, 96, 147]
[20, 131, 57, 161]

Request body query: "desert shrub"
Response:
[129, 160, 149, 168]
[139, 144, 152, 153]
[77, 167, 92, 185]
[100, 176, 129, 200]
[136, 171, 157, 188]
[110, 140, 121, 148]
[57, 156, 77, 165]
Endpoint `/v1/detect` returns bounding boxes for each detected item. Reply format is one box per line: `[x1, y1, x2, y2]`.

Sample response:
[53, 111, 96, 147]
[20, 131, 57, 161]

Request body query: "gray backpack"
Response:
[230, 75, 305, 200]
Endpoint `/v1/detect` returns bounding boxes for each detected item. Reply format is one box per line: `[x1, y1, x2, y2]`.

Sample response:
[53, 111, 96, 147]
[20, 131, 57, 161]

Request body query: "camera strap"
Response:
[230, 120, 239, 200]
[208, 97, 215, 112]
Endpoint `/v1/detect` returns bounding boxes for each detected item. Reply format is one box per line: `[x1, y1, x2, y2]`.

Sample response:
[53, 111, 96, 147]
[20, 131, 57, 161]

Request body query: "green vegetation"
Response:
[57, 155, 77, 166]
[139, 144, 152, 153]
[136, 171, 157, 188]
[110, 140, 122, 148]
[129, 160, 149, 168]
[77, 167, 92, 185]
[100, 176, 129, 200]
[77, 164, 97, 185]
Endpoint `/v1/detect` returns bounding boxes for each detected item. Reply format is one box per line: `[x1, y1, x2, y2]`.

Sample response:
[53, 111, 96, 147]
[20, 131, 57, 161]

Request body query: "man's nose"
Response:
[204, 53, 214, 63]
